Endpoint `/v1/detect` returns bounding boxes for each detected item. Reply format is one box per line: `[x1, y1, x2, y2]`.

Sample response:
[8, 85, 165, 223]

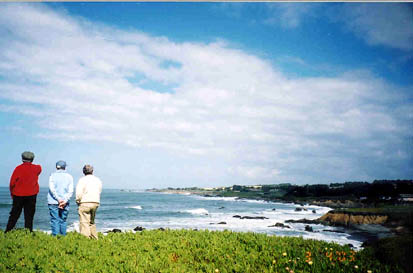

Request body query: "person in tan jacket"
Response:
[76, 164, 102, 239]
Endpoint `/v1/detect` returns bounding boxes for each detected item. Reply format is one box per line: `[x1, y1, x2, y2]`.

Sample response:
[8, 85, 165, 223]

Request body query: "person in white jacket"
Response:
[76, 164, 102, 239]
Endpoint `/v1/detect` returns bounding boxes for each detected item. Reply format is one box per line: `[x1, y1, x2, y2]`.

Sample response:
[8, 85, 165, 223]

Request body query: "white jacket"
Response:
[76, 174, 103, 204]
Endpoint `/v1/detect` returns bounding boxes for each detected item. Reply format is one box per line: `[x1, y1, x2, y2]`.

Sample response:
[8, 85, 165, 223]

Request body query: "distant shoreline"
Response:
[145, 188, 361, 209]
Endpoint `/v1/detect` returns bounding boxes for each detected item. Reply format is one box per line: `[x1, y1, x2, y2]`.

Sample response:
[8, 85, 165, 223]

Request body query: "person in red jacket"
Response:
[5, 151, 42, 232]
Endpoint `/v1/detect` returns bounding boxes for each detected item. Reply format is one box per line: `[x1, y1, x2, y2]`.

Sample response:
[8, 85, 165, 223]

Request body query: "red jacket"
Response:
[9, 162, 42, 197]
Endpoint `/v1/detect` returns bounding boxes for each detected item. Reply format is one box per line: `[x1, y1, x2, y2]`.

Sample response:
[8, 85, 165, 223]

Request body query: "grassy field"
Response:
[0, 229, 403, 273]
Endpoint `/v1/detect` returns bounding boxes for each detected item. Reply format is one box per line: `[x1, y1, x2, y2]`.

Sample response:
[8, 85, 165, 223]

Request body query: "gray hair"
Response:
[21, 151, 35, 162]
[83, 164, 94, 175]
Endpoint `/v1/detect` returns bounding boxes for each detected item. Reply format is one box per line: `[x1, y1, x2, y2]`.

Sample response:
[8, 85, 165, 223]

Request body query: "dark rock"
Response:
[233, 215, 269, 220]
[210, 222, 227, 225]
[158, 227, 166, 231]
[305, 225, 313, 232]
[322, 229, 345, 233]
[312, 209, 317, 213]
[346, 244, 354, 248]
[272, 208, 276, 211]
[285, 218, 320, 224]
[106, 228, 122, 233]
[295, 207, 303, 212]
[134, 226, 145, 231]
[240, 216, 269, 220]
[268, 223, 290, 228]
[303, 208, 308, 211]
[218, 207, 225, 209]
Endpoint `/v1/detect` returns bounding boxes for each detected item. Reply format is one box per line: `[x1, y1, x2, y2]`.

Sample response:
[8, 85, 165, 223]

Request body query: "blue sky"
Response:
[0, 2, 412, 189]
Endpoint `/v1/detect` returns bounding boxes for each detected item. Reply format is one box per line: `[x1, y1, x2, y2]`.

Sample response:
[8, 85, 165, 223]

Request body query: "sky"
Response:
[0, 2, 412, 189]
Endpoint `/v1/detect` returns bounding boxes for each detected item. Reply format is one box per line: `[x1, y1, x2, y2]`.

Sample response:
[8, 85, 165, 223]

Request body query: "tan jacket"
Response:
[76, 175, 102, 204]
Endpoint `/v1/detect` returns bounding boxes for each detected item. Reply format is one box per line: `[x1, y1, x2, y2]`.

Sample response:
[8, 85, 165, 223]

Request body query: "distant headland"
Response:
[147, 179, 413, 208]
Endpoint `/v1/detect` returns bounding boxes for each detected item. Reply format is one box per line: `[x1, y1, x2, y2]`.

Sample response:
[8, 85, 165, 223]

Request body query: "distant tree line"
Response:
[229, 180, 413, 202]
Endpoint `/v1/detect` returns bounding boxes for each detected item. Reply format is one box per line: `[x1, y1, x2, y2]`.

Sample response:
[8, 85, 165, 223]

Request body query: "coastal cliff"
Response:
[318, 210, 388, 227]
[309, 199, 360, 208]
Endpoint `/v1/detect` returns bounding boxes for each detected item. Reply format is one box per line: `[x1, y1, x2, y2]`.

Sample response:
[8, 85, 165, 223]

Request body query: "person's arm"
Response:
[99, 178, 102, 194]
[9, 168, 18, 198]
[75, 179, 84, 204]
[64, 175, 74, 203]
[49, 174, 63, 202]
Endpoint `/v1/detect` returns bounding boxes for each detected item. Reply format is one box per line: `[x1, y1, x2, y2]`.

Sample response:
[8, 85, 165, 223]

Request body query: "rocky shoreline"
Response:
[284, 211, 394, 245]
[148, 189, 412, 247]
[201, 193, 411, 246]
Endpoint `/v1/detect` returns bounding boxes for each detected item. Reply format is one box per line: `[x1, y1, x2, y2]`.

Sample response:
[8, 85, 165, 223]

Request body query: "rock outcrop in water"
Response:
[233, 215, 269, 220]
[318, 211, 388, 227]
[106, 228, 122, 233]
[134, 226, 146, 231]
[285, 218, 320, 224]
[268, 222, 290, 228]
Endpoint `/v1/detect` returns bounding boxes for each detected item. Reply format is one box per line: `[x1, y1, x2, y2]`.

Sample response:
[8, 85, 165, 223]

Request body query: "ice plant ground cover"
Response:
[0, 229, 401, 272]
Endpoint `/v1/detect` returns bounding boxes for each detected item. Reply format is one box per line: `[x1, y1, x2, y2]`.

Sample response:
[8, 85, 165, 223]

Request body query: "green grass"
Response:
[0, 229, 403, 273]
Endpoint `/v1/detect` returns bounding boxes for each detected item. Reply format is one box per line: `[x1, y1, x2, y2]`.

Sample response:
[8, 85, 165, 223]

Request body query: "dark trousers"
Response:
[6, 195, 37, 232]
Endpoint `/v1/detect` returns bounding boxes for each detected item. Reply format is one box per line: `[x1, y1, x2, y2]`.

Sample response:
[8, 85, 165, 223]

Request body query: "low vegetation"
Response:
[366, 234, 412, 273]
[0, 229, 404, 273]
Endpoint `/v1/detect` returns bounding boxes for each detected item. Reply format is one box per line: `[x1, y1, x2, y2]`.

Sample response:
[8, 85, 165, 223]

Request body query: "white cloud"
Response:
[0, 4, 411, 183]
[265, 3, 317, 29]
[229, 166, 280, 180]
[340, 3, 413, 51]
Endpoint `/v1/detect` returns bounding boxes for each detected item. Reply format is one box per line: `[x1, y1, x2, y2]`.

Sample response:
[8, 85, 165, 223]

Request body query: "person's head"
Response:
[56, 160, 66, 170]
[21, 151, 35, 163]
[83, 164, 94, 175]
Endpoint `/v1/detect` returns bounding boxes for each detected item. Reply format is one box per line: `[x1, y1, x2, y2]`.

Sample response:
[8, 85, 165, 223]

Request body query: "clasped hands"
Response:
[58, 200, 67, 209]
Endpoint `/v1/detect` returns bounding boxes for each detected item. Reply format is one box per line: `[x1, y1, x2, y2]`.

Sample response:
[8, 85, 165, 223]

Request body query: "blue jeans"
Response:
[48, 203, 69, 236]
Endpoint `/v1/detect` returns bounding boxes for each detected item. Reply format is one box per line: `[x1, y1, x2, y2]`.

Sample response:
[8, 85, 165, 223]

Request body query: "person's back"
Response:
[10, 162, 41, 197]
[48, 160, 73, 236]
[76, 175, 102, 204]
[48, 170, 73, 204]
[76, 164, 102, 239]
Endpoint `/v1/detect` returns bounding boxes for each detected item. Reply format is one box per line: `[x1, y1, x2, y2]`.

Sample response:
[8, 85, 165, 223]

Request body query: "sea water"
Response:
[0, 187, 363, 248]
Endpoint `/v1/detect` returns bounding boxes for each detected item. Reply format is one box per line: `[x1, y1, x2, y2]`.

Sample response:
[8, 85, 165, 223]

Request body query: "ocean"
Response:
[0, 187, 363, 248]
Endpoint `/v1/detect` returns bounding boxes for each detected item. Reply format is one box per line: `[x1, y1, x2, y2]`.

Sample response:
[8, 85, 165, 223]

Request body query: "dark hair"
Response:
[83, 164, 94, 175]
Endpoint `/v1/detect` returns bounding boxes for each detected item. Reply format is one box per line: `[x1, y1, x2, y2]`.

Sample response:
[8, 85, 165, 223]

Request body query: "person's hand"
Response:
[58, 200, 66, 209]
